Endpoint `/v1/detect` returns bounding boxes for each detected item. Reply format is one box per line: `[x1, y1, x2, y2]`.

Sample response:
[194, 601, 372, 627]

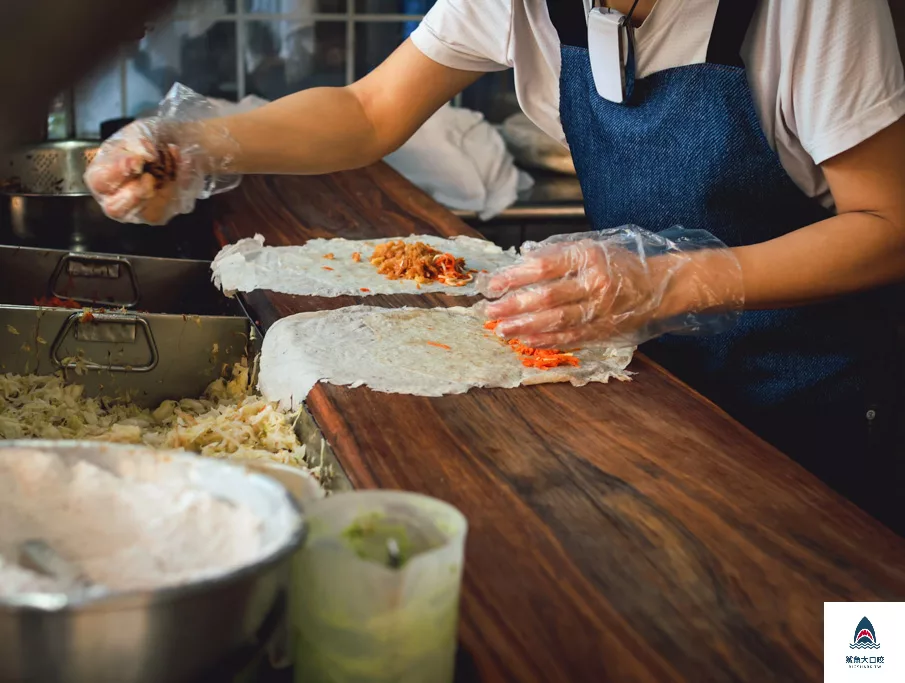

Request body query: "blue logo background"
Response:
[851, 616, 881, 650]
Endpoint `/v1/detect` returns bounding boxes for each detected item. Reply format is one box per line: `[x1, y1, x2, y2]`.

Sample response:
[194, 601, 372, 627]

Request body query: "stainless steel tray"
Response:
[0, 305, 253, 407]
[0, 245, 236, 315]
[0, 245, 354, 488]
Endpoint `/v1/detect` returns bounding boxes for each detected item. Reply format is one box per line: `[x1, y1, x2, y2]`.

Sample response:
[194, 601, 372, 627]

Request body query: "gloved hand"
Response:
[84, 83, 240, 226]
[476, 226, 745, 348]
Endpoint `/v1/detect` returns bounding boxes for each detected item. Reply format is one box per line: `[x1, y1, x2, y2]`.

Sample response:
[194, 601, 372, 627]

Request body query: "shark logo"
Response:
[850, 616, 881, 650]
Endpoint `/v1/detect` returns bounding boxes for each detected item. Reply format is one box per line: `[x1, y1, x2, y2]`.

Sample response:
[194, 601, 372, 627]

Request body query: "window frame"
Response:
[112, 4, 432, 116]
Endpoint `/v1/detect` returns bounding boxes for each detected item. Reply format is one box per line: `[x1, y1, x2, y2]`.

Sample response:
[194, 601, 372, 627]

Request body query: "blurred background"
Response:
[55, 0, 520, 140]
[29, 0, 903, 247]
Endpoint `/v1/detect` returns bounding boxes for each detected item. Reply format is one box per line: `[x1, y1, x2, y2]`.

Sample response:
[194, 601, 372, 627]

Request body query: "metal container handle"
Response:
[49, 253, 141, 308]
[51, 312, 159, 373]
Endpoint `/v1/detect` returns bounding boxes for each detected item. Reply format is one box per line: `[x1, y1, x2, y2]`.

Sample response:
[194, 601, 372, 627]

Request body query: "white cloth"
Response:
[205, 96, 533, 220]
[384, 103, 533, 220]
[501, 112, 575, 175]
[411, 0, 905, 210]
[244, 0, 316, 71]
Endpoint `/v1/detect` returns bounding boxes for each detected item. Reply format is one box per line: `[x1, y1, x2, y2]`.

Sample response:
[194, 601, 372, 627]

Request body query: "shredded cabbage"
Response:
[0, 361, 314, 471]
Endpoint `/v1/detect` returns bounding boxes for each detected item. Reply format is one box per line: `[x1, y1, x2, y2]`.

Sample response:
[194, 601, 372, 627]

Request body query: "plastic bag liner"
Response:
[292, 491, 467, 683]
[158, 82, 241, 198]
[474, 225, 744, 347]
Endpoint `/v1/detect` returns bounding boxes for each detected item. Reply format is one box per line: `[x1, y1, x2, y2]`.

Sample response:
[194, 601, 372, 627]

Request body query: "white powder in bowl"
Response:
[0, 448, 265, 597]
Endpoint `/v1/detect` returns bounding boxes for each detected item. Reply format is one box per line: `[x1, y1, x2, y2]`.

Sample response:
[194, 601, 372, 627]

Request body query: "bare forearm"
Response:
[666, 118, 905, 315]
[654, 211, 905, 324]
[733, 212, 905, 309]
[202, 87, 385, 175]
[199, 40, 481, 177]
[83, 40, 484, 224]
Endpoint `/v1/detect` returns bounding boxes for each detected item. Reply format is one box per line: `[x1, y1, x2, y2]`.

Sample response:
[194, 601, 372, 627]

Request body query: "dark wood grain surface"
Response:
[215, 170, 905, 682]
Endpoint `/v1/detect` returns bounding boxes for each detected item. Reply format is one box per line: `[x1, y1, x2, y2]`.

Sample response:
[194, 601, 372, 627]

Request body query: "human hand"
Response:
[477, 226, 745, 348]
[83, 83, 239, 225]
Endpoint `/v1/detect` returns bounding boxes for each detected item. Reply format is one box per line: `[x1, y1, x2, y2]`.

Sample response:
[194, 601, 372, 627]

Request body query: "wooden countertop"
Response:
[214, 168, 905, 682]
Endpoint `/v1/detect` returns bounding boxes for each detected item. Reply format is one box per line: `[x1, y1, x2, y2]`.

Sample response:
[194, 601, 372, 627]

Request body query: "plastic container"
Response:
[292, 491, 467, 683]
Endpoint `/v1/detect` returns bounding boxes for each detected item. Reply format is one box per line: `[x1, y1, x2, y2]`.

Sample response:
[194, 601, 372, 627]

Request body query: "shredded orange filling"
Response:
[426, 341, 451, 350]
[322, 266, 334, 271]
[352, 252, 362, 263]
[33, 296, 80, 309]
[323, 253, 335, 260]
[369, 240, 476, 287]
[484, 320, 580, 369]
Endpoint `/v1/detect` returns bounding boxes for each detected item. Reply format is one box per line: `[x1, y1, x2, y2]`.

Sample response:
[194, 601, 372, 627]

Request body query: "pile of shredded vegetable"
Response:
[0, 361, 320, 473]
[484, 320, 580, 370]
[369, 240, 476, 287]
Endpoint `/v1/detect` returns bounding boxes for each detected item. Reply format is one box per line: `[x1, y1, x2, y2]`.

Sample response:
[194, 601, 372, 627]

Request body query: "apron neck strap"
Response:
[549, 1, 590, 48]
[547, 0, 760, 61]
[705, 0, 759, 67]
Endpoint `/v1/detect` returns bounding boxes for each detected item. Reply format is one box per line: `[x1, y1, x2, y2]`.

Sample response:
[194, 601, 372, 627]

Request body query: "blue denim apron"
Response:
[544, 0, 901, 524]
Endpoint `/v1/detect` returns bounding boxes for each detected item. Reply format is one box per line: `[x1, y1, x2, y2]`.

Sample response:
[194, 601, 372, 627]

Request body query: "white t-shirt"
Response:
[411, 0, 905, 209]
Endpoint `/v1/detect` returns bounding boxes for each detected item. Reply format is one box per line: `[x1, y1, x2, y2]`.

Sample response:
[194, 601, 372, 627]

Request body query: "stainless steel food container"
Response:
[0, 440, 306, 683]
[0, 192, 218, 259]
[0, 245, 239, 315]
[0, 245, 259, 407]
[0, 305, 253, 407]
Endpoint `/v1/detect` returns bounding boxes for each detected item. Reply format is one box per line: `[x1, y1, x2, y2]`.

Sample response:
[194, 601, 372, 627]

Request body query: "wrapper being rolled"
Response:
[258, 305, 635, 407]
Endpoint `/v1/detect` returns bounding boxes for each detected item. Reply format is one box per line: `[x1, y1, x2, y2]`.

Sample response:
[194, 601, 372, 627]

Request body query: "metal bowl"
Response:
[0, 441, 306, 683]
[0, 140, 97, 196]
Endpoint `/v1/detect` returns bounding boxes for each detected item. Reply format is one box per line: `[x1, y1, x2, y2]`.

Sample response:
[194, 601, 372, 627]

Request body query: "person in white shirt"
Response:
[85, 0, 905, 532]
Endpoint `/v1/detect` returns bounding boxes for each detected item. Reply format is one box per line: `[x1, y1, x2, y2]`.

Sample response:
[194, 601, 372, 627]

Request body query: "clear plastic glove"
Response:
[476, 226, 745, 348]
[84, 83, 240, 225]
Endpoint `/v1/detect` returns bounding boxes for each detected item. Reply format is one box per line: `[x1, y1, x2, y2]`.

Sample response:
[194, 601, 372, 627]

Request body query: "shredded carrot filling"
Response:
[426, 341, 451, 350]
[323, 253, 335, 260]
[369, 240, 476, 287]
[360, 287, 370, 293]
[484, 320, 580, 369]
[322, 266, 334, 271]
[352, 252, 362, 263]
